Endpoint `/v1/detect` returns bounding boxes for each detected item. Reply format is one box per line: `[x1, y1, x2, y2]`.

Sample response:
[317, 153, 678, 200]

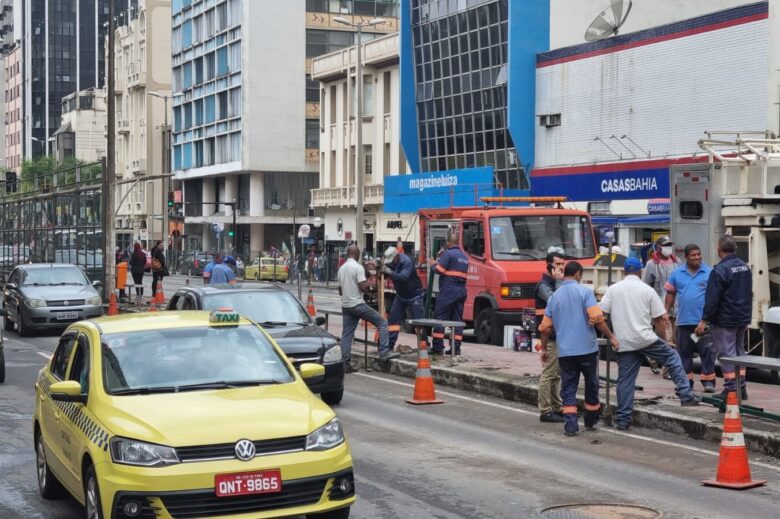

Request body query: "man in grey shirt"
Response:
[338, 245, 399, 371]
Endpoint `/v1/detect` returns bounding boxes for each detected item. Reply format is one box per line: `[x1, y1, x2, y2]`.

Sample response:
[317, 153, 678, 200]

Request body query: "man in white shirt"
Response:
[338, 245, 399, 371]
[600, 257, 701, 431]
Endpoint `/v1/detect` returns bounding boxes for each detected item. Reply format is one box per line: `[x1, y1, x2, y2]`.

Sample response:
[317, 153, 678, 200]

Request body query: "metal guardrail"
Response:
[318, 309, 377, 372]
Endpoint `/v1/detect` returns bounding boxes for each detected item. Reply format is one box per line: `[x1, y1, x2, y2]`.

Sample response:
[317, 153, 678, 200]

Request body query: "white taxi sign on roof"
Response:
[209, 308, 240, 324]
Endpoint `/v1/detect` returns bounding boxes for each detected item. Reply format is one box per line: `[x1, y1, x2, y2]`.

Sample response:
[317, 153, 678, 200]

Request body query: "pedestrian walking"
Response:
[538, 261, 619, 436]
[429, 232, 469, 355]
[664, 243, 716, 392]
[129, 243, 147, 300]
[151, 241, 166, 299]
[696, 235, 752, 400]
[382, 246, 425, 350]
[338, 245, 399, 372]
[600, 257, 701, 431]
[317, 252, 327, 282]
[209, 253, 236, 284]
[535, 250, 566, 423]
[203, 255, 215, 285]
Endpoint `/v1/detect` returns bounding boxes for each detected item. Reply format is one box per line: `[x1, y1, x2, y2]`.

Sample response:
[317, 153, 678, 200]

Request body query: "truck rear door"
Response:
[671, 165, 714, 262]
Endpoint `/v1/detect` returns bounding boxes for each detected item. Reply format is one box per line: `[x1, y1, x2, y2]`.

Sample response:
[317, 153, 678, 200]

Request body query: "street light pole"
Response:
[333, 16, 385, 253]
[103, 0, 117, 298]
[148, 91, 179, 259]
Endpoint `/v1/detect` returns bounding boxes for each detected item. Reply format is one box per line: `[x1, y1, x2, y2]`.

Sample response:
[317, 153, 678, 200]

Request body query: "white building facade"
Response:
[532, 1, 776, 252]
[171, 0, 399, 260]
[55, 88, 107, 164]
[113, 0, 173, 252]
[311, 32, 416, 258]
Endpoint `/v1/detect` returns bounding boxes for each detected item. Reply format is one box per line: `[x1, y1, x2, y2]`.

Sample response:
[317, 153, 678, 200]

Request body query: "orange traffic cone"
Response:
[154, 282, 165, 305]
[406, 340, 443, 405]
[702, 392, 767, 489]
[306, 289, 316, 317]
[148, 303, 157, 312]
[107, 293, 119, 316]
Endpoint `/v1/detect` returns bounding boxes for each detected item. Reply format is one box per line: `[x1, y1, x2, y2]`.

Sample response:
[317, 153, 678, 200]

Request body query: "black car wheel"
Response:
[475, 308, 499, 346]
[307, 507, 350, 519]
[36, 430, 65, 499]
[17, 309, 30, 337]
[321, 388, 344, 406]
[0, 349, 5, 383]
[84, 464, 103, 519]
[4, 312, 13, 332]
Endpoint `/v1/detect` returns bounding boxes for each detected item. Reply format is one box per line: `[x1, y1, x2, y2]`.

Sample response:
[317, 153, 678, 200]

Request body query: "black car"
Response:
[166, 284, 345, 404]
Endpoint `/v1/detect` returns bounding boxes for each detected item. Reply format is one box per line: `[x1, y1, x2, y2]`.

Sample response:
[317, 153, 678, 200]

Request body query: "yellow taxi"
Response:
[33, 310, 355, 519]
[244, 258, 289, 282]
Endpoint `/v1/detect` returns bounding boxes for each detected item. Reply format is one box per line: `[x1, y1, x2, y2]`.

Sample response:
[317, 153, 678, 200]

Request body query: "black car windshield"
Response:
[23, 267, 89, 286]
[203, 290, 311, 326]
[490, 215, 596, 261]
[102, 325, 294, 394]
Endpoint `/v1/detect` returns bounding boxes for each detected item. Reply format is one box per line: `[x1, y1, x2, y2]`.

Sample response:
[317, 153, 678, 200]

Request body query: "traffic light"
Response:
[167, 191, 174, 208]
[227, 228, 235, 238]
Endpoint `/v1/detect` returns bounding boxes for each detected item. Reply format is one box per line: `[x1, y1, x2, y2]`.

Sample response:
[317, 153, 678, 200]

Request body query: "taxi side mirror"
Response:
[299, 363, 325, 385]
[50, 381, 87, 404]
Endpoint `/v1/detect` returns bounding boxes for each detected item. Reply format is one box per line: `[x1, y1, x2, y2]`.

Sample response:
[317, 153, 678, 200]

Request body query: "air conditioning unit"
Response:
[539, 114, 561, 128]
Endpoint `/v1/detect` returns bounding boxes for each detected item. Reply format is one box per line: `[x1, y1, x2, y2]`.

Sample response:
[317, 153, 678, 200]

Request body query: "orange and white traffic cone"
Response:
[154, 282, 166, 305]
[148, 302, 157, 312]
[107, 293, 119, 316]
[406, 339, 443, 405]
[306, 289, 316, 317]
[702, 392, 767, 489]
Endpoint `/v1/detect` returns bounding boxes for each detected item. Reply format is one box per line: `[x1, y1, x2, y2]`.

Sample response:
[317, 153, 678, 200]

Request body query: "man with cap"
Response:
[600, 257, 701, 431]
[382, 246, 425, 350]
[430, 231, 469, 355]
[643, 235, 682, 378]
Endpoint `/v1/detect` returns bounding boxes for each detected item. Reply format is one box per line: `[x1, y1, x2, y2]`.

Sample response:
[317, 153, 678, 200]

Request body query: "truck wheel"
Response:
[475, 308, 500, 345]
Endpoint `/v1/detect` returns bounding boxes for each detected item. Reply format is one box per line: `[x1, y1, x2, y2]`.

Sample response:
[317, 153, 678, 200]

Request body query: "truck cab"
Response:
[407, 201, 597, 345]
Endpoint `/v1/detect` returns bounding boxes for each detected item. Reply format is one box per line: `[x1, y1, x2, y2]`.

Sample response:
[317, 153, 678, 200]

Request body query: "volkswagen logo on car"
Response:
[234, 439, 256, 461]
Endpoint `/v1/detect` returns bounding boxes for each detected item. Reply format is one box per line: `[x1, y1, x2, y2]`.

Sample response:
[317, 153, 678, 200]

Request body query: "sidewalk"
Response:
[326, 320, 780, 458]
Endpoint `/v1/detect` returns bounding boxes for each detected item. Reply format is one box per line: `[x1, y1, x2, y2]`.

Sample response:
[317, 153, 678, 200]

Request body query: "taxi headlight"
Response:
[322, 345, 342, 364]
[305, 418, 344, 451]
[110, 437, 180, 467]
[26, 298, 46, 308]
[86, 296, 102, 306]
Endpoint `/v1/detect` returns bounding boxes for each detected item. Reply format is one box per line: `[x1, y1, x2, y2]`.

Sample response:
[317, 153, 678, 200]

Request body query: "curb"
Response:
[352, 351, 780, 458]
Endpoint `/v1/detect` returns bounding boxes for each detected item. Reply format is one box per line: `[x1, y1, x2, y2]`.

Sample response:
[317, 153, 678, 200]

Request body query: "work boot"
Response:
[713, 388, 748, 401]
[702, 383, 716, 394]
[540, 412, 564, 423]
[681, 394, 702, 407]
[378, 351, 401, 361]
[444, 348, 461, 356]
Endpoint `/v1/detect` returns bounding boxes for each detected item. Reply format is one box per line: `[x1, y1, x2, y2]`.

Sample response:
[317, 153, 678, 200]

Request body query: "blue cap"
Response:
[224, 255, 237, 265]
[624, 257, 643, 273]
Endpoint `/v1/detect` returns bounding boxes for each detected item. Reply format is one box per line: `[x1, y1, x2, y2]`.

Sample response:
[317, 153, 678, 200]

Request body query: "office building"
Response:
[4, 43, 21, 172]
[172, 0, 398, 258]
[55, 87, 106, 163]
[21, 0, 134, 159]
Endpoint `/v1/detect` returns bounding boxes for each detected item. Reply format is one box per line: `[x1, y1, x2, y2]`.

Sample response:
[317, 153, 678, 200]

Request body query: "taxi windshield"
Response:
[203, 291, 311, 326]
[101, 325, 294, 394]
[489, 215, 596, 261]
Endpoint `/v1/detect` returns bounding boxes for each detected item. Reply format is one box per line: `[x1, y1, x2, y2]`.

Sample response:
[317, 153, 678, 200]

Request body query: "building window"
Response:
[364, 145, 373, 177]
[306, 120, 320, 149]
[306, 29, 354, 58]
[306, 75, 319, 102]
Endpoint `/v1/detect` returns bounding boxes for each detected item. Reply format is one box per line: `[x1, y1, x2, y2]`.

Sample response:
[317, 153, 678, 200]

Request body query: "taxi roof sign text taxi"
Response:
[209, 309, 240, 324]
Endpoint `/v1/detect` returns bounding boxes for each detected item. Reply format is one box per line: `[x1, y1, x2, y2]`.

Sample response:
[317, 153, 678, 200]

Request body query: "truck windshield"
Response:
[489, 216, 596, 261]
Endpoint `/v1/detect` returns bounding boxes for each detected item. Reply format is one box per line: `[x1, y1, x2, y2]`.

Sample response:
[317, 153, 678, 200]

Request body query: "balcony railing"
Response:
[310, 183, 384, 208]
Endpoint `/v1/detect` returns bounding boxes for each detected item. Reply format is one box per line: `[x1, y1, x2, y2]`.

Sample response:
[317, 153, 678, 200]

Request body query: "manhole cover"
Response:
[540, 504, 661, 519]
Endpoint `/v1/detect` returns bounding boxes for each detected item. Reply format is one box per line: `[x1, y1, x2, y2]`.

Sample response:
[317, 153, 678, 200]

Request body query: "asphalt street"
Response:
[1, 320, 779, 519]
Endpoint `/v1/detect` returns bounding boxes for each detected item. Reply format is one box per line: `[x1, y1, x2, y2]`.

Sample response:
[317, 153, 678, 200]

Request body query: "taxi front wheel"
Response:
[36, 431, 65, 499]
[307, 507, 350, 519]
[84, 465, 104, 519]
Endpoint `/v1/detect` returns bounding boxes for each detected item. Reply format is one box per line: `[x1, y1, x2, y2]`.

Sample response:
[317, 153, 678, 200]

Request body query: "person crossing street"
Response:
[539, 261, 619, 436]
[664, 244, 716, 392]
[696, 235, 752, 400]
[382, 246, 425, 350]
[430, 232, 469, 355]
[601, 257, 702, 431]
[535, 250, 566, 423]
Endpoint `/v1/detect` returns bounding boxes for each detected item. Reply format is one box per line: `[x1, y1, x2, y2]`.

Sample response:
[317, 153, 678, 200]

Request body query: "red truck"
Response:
[384, 198, 598, 345]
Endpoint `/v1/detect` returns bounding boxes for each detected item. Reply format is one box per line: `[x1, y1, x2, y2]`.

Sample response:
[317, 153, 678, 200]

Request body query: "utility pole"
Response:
[103, 0, 117, 298]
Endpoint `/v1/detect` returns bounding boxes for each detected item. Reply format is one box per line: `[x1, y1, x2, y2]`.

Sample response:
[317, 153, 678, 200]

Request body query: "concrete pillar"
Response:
[202, 178, 215, 216]
[249, 172, 264, 217]
[202, 225, 211, 252]
[224, 174, 238, 216]
[250, 223, 264, 259]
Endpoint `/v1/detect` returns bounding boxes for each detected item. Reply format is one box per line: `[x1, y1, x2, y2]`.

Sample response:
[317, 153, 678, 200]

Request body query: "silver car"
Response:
[3, 264, 103, 336]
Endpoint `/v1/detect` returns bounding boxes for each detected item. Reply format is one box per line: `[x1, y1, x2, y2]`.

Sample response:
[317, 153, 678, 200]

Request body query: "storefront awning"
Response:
[591, 215, 670, 227]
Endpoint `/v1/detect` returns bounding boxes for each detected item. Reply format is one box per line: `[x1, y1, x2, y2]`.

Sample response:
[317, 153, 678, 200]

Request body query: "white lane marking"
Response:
[355, 372, 780, 473]
[37, 352, 52, 360]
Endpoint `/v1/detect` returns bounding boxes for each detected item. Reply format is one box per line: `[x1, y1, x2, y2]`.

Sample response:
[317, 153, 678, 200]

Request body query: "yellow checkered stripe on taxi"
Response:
[38, 375, 110, 452]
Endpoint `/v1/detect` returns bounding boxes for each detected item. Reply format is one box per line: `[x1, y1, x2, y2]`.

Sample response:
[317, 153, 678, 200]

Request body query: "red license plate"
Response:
[215, 469, 283, 498]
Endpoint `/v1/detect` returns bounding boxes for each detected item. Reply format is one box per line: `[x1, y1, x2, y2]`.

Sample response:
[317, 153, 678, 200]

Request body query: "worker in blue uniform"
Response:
[430, 232, 469, 355]
[382, 246, 425, 350]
